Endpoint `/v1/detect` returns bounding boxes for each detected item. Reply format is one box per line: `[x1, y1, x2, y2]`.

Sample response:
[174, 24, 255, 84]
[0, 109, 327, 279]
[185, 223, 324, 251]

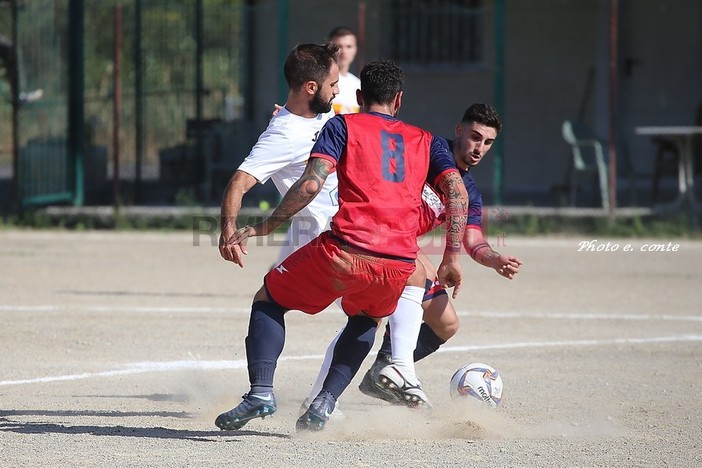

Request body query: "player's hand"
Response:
[230, 224, 259, 245]
[437, 256, 463, 299]
[219, 231, 248, 268]
[271, 103, 283, 118]
[495, 255, 523, 280]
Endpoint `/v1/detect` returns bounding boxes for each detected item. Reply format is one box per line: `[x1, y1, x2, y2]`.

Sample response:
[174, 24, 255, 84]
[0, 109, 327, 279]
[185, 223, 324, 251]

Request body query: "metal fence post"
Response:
[493, 0, 505, 206]
[68, 0, 85, 206]
[10, 0, 19, 212]
[134, 0, 143, 202]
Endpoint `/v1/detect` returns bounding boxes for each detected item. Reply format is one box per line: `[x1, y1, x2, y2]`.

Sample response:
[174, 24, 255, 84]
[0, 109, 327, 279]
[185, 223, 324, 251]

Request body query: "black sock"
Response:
[323, 315, 378, 400]
[413, 323, 446, 362]
[378, 322, 392, 359]
[245, 301, 286, 391]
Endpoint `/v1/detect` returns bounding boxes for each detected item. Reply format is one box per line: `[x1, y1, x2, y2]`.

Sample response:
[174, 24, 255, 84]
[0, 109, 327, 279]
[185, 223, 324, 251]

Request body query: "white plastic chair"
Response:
[562, 120, 609, 210]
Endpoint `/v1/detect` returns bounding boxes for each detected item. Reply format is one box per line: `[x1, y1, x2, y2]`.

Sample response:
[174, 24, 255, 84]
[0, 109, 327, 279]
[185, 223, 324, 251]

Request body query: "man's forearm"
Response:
[261, 157, 332, 234]
[438, 172, 468, 254]
[262, 181, 317, 233]
[469, 242, 501, 268]
[220, 183, 245, 237]
[464, 228, 502, 268]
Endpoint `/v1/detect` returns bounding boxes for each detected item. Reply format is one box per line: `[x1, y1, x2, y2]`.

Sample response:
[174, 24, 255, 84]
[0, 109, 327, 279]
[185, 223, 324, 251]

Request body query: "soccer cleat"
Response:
[358, 353, 400, 404]
[377, 364, 431, 408]
[215, 392, 277, 430]
[299, 397, 346, 420]
[296, 390, 336, 432]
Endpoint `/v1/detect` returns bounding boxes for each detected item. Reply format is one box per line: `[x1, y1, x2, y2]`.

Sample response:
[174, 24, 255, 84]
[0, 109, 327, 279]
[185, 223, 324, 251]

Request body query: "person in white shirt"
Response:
[219, 42, 340, 267]
[328, 26, 361, 115]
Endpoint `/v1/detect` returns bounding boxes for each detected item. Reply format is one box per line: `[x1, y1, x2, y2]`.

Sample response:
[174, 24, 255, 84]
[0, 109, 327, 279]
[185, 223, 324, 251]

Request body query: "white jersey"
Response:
[237, 106, 339, 262]
[332, 72, 361, 115]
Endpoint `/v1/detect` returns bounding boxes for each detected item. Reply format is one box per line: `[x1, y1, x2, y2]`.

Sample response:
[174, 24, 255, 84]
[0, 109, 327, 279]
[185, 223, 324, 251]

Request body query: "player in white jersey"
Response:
[328, 26, 361, 115]
[237, 106, 339, 264]
[219, 42, 340, 267]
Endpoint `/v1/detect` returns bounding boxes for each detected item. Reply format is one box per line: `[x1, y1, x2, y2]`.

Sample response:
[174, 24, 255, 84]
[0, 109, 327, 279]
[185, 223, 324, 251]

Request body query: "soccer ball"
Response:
[449, 362, 503, 406]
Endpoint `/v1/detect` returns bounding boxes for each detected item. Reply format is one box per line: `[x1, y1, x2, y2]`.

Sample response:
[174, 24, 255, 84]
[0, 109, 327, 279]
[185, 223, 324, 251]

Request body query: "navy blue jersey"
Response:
[461, 168, 483, 227]
[418, 137, 483, 234]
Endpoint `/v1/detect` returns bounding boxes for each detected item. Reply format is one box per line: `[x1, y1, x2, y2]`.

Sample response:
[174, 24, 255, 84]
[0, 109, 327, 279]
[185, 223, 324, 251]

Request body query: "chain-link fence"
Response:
[2, 0, 251, 207]
[0, 0, 16, 186]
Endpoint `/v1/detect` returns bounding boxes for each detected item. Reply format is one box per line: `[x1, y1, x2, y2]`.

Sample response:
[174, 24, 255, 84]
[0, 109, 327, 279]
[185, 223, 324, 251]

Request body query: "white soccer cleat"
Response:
[378, 364, 431, 408]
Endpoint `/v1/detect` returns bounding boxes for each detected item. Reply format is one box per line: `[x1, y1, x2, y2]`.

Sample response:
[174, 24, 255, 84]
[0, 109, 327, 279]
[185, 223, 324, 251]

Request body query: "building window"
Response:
[383, 0, 484, 68]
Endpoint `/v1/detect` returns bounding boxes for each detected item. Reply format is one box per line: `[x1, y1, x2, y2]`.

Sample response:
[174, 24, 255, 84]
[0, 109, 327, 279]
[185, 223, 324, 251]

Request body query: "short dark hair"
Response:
[359, 60, 404, 106]
[461, 103, 502, 133]
[328, 26, 356, 40]
[284, 42, 339, 90]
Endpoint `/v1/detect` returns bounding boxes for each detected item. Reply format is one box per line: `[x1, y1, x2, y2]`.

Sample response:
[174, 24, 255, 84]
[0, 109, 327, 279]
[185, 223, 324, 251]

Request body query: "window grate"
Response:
[383, 0, 484, 68]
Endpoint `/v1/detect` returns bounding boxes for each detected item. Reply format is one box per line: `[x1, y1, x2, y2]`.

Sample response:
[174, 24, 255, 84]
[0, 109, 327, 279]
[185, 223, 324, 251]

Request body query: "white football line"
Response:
[440, 334, 702, 353]
[455, 310, 702, 322]
[1, 304, 701, 322]
[1, 334, 700, 387]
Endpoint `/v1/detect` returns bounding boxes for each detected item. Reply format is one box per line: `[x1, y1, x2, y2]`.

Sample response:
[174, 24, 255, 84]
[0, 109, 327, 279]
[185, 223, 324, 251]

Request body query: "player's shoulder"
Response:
[464, 171, 483, 197]
[267, 109, 329, 137]
[257, 118, 291, 145]
[392, 117, 433, 137]
[432, 134, 451, 147]
[268, 107, 299, 130]
[345, 72, 361, 86]
[462, 169, 478, 189]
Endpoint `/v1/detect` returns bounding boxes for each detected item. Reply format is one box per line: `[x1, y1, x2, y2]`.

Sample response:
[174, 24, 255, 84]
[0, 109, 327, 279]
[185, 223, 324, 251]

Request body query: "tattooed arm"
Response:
[434, 170, 469, 298]
[464, 228, 523, 279]
[437, 171, 469, 254]
[229, 158, 334, 245]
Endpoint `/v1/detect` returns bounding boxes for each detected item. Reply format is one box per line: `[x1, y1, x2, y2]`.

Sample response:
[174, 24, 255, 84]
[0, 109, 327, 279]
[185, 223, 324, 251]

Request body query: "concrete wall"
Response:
[249, 0, 702, 205]
[618, 0, 702, 172]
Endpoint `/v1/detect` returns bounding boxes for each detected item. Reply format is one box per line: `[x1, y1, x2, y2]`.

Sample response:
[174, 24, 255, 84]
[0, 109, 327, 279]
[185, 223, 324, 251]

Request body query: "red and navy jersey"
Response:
[417, 137, 483, 236]
[311, 112, 458, 259]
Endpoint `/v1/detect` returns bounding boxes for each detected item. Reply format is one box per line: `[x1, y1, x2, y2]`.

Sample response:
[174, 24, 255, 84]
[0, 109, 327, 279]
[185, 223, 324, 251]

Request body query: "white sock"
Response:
[388, 285, 425, 385]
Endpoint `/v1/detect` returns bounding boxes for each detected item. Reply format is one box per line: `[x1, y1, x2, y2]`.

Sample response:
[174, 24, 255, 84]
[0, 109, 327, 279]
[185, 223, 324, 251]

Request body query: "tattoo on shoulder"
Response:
[293, 158, 332, 197]
[310, 158, 332, 179]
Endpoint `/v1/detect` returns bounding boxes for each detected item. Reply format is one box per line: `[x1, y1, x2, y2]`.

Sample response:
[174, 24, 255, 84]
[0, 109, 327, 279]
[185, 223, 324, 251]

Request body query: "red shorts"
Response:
[264, 232, 416, 318]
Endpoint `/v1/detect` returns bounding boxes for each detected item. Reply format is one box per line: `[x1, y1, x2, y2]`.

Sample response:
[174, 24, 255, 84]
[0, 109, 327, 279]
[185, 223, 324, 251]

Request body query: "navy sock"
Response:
[323, 315, 378, 400]
[245, 301, 286, 391]
[413, 322, 446, 362]
[378, 323, 392, 359]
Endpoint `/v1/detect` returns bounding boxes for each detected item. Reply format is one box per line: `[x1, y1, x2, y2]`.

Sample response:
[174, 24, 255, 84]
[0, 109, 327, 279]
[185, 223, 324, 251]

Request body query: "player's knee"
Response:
[430, 317, 458, 341]
[436, 312, 460, 337]
[422, 299, 459, 340]
[443, 318, 460, 339]
[252, 286, 271, 303]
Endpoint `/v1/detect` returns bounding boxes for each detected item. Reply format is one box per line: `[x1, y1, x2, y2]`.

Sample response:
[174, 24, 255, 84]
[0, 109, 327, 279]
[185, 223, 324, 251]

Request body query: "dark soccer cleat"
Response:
[377, 364, 431, 409]
[215, 392, 277, 430]
[299, 397, 346, 420]
[296, 390, 336, 432]
[358, 353, 400, 404]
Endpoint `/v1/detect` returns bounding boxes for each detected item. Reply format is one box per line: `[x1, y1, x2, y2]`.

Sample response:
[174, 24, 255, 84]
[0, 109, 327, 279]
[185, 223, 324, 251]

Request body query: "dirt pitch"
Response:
[0, 229, 700, 467]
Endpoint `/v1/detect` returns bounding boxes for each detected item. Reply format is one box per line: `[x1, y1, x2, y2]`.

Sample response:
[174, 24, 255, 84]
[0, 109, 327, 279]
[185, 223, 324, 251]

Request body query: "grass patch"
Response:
[1, 208, 700, 239]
